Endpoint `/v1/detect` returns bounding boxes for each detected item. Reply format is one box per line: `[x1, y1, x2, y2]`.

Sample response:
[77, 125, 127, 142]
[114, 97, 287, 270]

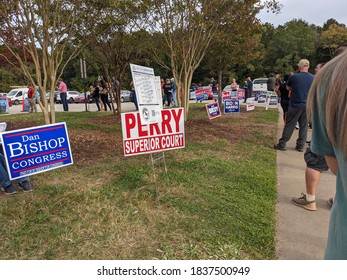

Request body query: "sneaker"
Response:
[18, 181, 33, 192]
[292, 193, 316, 211]
[295, 146, 304, 152]
[295, 124, 299, 130]
[274, 144, 286, 151]
[327, 197, 334, 207]
[1, 184, 18, 195]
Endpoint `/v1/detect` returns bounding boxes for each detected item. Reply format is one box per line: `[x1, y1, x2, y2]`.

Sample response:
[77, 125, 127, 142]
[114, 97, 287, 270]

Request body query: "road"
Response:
[1, 101, 137, 115]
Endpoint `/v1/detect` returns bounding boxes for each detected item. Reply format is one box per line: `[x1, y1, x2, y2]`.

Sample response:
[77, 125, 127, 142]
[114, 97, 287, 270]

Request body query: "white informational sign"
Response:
[246, 97, 255, 111]
[154, 76, 163, 110]
[121, 108, 185, 156]
[130, 64, 162, 124]
[0, 122, 7, 133]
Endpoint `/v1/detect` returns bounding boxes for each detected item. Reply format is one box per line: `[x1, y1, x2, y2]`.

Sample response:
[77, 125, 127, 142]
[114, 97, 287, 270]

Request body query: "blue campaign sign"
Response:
[205, 102, 221, 119]
[224, 99, 240, 114]
[0, 122, 73, 180]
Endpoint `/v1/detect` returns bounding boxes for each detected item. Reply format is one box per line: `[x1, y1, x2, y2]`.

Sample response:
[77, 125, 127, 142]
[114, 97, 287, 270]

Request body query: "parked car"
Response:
[120, 90, 132, 102]
[195, 86, 213, 100]
[6, 88, 28, 105]
[74, 92, 92, 103]
[46, 91, 60, 103]
[56, 90, 82, 103]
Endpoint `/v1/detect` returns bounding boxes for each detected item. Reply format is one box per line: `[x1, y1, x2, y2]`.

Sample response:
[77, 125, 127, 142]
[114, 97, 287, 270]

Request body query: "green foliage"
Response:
[265, 20, 319, 74]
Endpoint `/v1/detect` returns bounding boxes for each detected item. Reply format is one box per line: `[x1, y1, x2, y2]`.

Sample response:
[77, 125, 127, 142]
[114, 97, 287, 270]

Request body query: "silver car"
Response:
[120, 90, 132, 102]
[56, 91, 82, 103]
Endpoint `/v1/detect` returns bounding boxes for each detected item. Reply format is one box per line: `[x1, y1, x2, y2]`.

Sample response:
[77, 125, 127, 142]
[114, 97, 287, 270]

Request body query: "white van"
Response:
[252, 78, 268, 93]
[7, 88, 29, 105]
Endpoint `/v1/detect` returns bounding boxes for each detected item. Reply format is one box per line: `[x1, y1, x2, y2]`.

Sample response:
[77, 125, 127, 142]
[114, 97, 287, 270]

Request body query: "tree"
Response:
[147, 0, 280, 120]
[265, 20, 318, 74]
[320, 23, 347, 58]
[203, 3, 267, 108]
[83, 0, 151, 114]
[0, 0, 100, 123]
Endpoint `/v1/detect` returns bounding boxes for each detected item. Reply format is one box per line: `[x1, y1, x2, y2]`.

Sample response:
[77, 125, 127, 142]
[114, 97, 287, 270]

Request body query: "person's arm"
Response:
[325, 156, 338, 175]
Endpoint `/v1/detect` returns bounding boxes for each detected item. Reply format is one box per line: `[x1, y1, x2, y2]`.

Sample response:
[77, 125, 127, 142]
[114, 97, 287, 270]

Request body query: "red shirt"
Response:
[28, 87, 34, 98]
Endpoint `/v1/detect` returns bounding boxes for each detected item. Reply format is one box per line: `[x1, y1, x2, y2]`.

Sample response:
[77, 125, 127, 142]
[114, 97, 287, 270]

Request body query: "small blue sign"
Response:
[224, 99, 240, 114]
[206, 102, 221, 119]
[0, 122, 73, 180]
[196, 93, 205, 102]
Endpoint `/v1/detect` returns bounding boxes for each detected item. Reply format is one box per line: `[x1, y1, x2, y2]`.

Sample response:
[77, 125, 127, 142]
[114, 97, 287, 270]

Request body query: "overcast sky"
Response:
[258, 0, 347, 27]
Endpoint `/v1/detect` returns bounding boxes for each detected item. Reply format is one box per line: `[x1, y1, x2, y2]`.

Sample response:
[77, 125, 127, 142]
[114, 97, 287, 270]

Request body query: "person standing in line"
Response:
[92, 81, 101, 111]
[0, 153, 33, 195]
[231, 78, 238, 91]
[162, 78, 173, 107]
[274, 59, 314, 152]
[307, 48, 347, 259]
[171, 78, 177, 107]
[27, 84, 37, 113]
[99, 79, 112, 111]
[291, 64, 327, 212]
[276, 73, 291, 124]
[58, 78, 68, 112]
[130, 81, 138, 111]
[267, 73, 276, 92]
[244, 77, 252, 103]
[291, 48, 347, 210]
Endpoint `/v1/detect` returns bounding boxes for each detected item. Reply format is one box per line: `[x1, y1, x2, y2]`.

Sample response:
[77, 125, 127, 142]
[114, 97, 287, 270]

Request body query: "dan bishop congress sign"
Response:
[1, 123, 73, 180]
[121, 108, 185, 156]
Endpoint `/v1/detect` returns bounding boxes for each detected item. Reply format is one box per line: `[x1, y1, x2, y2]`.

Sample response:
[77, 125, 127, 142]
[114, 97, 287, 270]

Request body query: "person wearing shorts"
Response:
[291, 145, 329, 211]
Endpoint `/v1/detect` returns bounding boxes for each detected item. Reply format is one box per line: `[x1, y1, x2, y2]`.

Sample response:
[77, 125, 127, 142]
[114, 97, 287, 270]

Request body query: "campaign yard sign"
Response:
[0, 122, 73, 180]
[121, 108, 185, 156]
[0, 99, 9, 113]
[246, 97, 255, 111]
[224, 99, 240, 114]
[206, 102, 221, 119]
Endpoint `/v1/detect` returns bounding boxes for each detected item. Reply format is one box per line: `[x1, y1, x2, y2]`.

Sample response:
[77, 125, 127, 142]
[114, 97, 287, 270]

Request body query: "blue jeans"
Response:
[60, 92, 69, 111]
[94, 96, 100, 111]
[0, 153, 29, 188]
[172, 90, 177, 107]
[132, 90, 138, 111]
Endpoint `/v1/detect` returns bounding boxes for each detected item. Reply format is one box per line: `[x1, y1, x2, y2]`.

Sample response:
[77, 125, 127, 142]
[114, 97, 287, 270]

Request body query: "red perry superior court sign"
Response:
[121, 108, 185, 156]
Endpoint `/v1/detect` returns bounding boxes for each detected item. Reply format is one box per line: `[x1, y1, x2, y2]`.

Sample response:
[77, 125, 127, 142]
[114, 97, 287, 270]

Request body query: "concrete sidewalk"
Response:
[275, 110, 336, 259]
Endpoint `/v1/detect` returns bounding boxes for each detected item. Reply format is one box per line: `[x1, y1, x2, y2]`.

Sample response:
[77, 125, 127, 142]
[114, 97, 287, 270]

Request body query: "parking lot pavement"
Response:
[1, 101, 137, 115]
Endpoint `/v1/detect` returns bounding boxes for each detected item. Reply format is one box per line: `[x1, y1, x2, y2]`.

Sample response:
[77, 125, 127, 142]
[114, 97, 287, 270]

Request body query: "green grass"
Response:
[0, 104, 279, 260]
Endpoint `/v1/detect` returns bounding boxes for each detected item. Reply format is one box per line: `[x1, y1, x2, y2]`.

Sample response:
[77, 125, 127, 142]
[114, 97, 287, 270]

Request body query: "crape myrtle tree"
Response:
[0, 0, 102, 124]
[83, 0, 151, 114]
[203, 2, 279, 109]
[145, 0, 280, 121]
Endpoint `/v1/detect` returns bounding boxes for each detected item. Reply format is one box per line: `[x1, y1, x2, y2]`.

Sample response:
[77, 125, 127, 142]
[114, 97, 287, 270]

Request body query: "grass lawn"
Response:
[0, 103, 279, 260]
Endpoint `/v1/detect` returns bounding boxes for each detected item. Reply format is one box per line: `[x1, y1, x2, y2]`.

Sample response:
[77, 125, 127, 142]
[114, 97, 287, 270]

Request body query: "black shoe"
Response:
[1, 184, 18, 195]
[18, 181, 33, 192]
[274, 144, 286, 151]
[295, 146, 304, 152]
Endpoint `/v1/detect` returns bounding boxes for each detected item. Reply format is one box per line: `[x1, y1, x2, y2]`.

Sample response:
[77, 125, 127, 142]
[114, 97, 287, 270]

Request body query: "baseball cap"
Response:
[298, 59, 310, 68]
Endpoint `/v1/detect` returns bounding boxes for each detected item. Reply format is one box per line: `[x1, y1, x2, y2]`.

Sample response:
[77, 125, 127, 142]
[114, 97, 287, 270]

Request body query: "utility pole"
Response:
[80, 58, 88, 112]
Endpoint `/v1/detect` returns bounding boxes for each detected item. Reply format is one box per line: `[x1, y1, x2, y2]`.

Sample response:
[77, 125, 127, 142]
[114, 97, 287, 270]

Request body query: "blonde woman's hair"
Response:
[307, 49, 347, 158]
